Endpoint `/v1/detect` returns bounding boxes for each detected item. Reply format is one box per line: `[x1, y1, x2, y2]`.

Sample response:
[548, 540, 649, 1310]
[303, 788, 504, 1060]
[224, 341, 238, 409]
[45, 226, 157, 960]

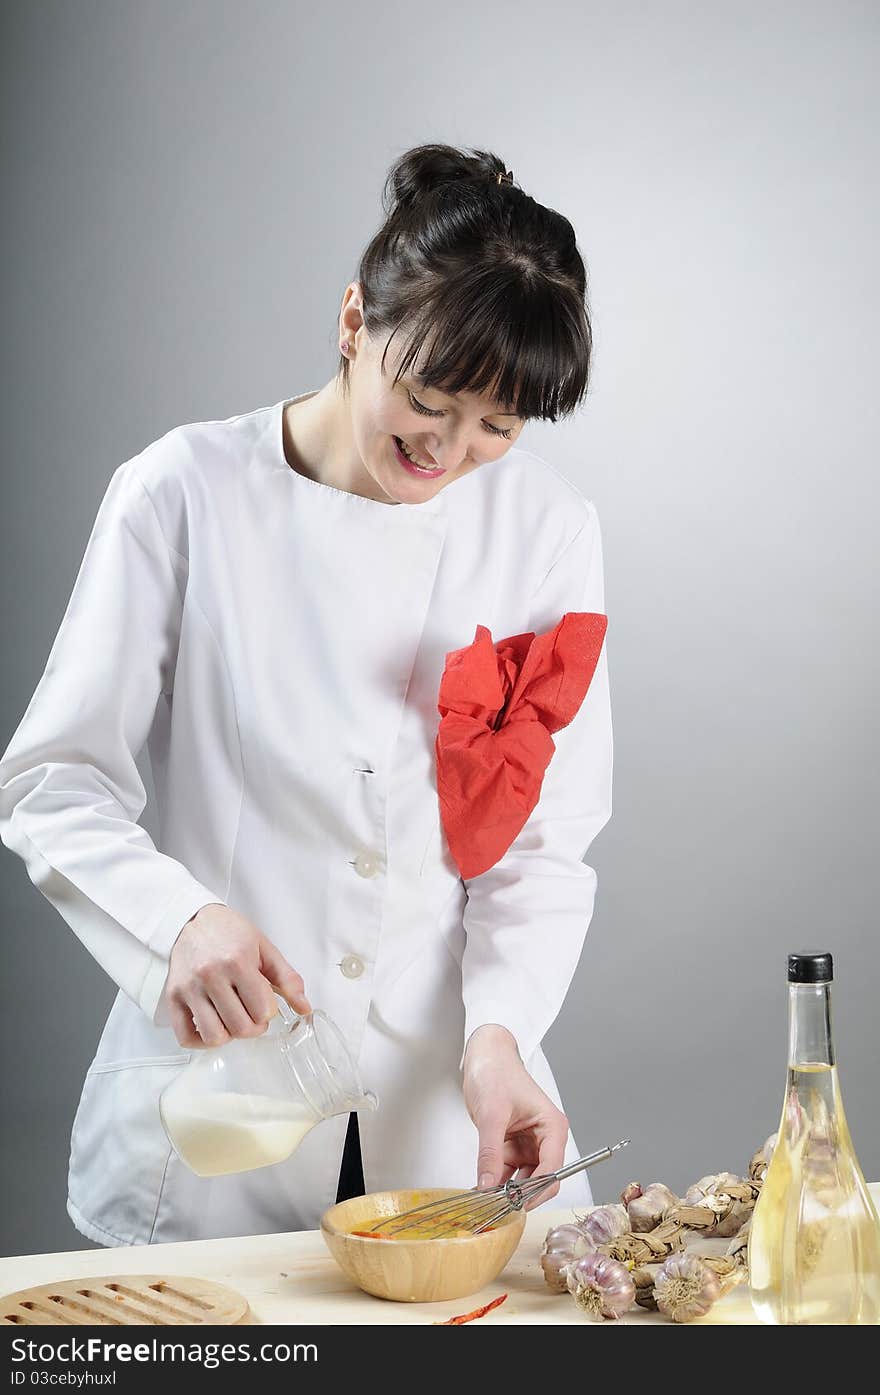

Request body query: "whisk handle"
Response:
[553, 1139, 630, 1183]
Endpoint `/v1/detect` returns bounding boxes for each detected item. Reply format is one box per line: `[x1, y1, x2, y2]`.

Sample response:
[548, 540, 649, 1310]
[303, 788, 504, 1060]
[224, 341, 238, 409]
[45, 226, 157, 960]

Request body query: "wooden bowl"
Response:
[320, 1188, 526, 1303]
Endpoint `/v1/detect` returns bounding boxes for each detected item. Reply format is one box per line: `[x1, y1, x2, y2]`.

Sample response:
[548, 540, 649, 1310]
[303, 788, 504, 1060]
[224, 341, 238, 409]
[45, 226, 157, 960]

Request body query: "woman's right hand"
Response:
[165, 903, 312, 1048]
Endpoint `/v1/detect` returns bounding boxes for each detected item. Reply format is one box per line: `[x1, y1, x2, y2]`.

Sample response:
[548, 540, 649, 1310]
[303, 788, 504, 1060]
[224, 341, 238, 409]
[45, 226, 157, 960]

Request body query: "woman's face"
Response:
[342, 290, 527, 505]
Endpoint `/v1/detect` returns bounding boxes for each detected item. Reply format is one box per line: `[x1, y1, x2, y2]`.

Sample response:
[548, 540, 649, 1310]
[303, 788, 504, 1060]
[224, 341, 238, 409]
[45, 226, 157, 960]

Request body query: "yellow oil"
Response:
[352, 1215, 476, 1240]
[749, 1063, 880, 1324]
[351, 1194, 506, 1240]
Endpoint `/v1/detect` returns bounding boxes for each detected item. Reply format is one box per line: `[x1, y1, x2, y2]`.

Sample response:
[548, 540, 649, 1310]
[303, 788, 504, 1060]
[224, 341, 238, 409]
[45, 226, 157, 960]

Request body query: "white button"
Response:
[353, 850, 380, 879]
[340, 954, 365, 980]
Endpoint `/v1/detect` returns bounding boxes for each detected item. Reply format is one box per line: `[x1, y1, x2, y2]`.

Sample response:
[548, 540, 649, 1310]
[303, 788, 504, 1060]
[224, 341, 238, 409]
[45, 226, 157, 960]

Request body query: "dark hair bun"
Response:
[341, 141, 591, 421]
[383, 142, 513, 214]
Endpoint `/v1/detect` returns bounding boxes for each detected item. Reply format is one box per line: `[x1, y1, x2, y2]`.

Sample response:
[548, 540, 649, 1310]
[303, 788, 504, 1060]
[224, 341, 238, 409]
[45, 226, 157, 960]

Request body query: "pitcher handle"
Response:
[274, 994, 305, 1028]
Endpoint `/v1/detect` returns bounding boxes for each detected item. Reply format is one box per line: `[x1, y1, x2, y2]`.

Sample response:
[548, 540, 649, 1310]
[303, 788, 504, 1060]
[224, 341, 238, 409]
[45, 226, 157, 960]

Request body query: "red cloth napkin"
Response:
[435, 611, 608, 879]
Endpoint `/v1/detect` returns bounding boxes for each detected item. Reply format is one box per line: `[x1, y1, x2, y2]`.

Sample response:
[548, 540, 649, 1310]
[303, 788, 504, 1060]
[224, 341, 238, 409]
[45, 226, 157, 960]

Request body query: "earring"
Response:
[340, 340, 350, 353]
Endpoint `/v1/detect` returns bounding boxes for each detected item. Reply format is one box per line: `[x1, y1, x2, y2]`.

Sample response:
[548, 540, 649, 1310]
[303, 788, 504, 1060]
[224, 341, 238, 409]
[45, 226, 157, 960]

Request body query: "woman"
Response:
[0, 143, 613, 1246]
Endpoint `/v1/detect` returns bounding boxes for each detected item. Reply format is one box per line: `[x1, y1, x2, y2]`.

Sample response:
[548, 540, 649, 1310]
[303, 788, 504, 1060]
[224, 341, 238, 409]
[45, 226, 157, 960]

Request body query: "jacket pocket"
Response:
[68, 1057, 188, 1246]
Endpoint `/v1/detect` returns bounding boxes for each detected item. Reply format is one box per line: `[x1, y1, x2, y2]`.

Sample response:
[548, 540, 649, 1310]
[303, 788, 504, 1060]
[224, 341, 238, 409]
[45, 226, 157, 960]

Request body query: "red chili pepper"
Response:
[437, 1292, 508, 1325]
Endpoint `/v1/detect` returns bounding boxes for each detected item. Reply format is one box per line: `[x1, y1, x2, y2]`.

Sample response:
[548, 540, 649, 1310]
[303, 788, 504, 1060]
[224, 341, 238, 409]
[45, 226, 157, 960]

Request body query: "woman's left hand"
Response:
[461, 1024, 569, 1207]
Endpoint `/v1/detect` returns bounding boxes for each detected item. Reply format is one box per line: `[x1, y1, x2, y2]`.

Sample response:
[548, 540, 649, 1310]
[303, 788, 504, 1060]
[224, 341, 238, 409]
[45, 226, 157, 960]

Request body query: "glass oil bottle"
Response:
[749, 952, 880, 1324]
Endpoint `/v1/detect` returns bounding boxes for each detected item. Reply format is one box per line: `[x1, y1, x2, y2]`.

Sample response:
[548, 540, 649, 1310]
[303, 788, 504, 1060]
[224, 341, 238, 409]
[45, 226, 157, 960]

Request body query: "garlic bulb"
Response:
[540, 1223, 591, 1292]
[575, 1203, 630, 1247]
[626, 1182, 678, 1232]
[653, 1252, 722, 1322]
[682, 1172, 741, 1206]
[620, 1181, 643, 1206]
[565, 1252, 637, 1321]
[541, 1206, 631, 1291]
[540, 1251, 575, 1293]
[681, 1172, 753, 1236]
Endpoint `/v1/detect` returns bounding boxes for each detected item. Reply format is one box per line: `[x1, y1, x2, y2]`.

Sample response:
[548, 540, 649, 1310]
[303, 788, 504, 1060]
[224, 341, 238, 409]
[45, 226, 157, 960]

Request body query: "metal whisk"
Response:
[368, 1139, 630, 1238]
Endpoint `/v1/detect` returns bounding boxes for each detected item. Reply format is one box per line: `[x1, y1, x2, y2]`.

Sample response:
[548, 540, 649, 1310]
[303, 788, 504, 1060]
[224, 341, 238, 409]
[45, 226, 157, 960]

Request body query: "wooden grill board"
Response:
[0, 1274, 251, 1325]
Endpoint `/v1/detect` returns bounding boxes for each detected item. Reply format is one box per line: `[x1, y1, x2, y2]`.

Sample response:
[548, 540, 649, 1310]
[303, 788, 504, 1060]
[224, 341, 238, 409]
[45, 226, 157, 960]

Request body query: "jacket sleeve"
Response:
[0, 459, 225, 1023]
[458, 499, 613, 1069]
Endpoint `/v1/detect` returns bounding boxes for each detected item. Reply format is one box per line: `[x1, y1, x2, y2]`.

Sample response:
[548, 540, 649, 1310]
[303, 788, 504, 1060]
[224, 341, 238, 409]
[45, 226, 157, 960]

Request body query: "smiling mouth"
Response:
[393, 436, 445, 477]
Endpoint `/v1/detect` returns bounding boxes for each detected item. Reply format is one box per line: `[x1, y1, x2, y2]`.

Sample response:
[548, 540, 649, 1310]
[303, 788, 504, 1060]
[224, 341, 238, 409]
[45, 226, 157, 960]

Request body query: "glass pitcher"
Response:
[159, 1002, 378, 1177]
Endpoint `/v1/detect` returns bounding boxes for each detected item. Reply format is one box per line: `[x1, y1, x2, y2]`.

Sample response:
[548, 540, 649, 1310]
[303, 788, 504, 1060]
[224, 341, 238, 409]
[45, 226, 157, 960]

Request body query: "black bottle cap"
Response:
[788, 952, 833, 983]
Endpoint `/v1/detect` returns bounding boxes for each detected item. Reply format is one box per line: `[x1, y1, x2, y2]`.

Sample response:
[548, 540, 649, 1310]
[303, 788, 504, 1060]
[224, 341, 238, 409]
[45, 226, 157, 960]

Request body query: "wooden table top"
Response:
[2, 1185, 877, 1326]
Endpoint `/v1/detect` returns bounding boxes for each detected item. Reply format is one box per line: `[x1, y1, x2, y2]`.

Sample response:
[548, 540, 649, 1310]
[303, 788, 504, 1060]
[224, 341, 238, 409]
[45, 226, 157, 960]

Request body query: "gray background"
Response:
[1, 0, 877, 1257]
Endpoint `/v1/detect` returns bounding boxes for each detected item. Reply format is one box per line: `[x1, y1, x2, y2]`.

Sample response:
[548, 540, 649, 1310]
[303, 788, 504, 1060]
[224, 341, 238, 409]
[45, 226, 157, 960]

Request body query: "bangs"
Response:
[378, 270, 591, 423]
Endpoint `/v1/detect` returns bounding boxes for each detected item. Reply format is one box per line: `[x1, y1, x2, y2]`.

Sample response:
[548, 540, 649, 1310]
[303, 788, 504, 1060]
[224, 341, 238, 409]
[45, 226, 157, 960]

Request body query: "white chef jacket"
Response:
[0, 391, 613, 1247]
